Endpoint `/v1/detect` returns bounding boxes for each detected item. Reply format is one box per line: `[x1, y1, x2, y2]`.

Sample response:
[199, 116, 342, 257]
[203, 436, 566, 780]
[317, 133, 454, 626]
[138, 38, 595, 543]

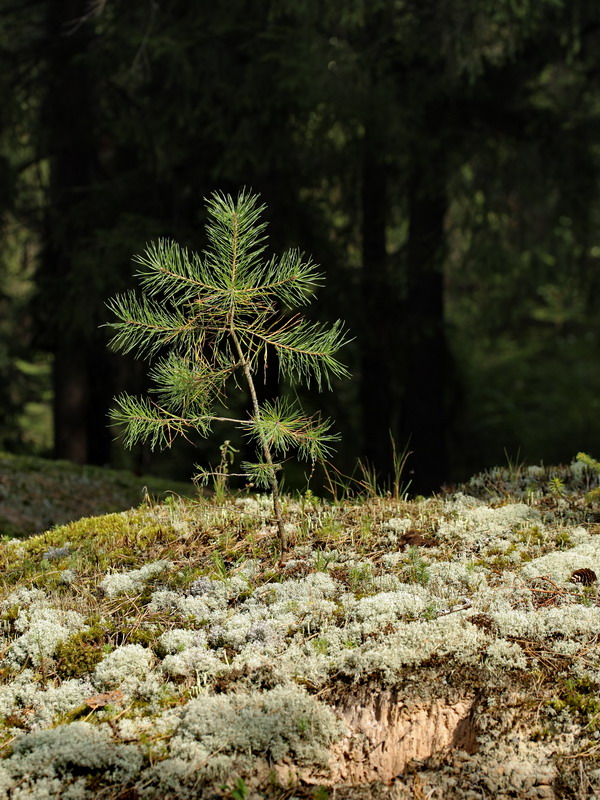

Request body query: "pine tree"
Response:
[105, 190, 350, 549]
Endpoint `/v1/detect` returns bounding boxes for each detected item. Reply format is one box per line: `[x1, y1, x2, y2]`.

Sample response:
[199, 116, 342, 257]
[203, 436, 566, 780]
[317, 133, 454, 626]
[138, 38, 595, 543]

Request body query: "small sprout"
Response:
[210, 552, 228, 580]
[348, 562, 374, 593]
[555, 530, 572, 550]
[314, 549, 335, 572]
[549, 476, 566, 498]
[576, 452, 600, 474]
[209, 439, 239, 504]
[576, 452, 600, 502]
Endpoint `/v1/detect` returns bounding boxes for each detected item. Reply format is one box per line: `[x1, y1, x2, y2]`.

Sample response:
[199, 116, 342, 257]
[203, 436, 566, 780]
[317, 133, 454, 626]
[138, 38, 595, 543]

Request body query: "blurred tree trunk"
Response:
[359, 132, 394, 478]
[401, 131, 448, 494]
[42, 0, 97, 464]
[87, 344, 116, 465]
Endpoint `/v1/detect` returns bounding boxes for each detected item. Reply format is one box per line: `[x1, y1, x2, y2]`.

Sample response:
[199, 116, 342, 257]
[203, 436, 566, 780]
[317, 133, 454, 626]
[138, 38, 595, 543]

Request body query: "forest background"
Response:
[1, 0, 599, 497]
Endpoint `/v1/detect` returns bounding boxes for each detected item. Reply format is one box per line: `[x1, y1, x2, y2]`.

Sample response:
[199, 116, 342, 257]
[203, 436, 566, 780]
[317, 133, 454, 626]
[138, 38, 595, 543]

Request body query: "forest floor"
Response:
[0, 452, 195, 537]
[0, 457, 600, 798]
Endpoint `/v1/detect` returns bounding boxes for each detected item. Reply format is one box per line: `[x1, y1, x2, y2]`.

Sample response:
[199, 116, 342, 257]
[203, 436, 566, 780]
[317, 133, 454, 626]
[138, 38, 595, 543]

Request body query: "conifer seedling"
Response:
[105, 190, 350, 550]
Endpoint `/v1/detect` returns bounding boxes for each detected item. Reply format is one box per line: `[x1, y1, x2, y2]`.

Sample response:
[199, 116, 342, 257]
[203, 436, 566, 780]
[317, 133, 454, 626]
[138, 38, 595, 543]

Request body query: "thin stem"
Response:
[229, 322, 286, 551]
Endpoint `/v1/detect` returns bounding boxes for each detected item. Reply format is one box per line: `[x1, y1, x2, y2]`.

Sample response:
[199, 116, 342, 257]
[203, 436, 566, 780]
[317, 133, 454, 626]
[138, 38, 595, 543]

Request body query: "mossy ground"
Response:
[0, 452, 195, 537]
[0, 459, 599, 797]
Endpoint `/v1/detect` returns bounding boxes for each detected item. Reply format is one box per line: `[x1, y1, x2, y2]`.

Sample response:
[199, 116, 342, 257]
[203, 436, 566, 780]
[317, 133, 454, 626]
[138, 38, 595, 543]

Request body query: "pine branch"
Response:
[110, 394, 249, 450]
[255, 316, 351, 389]
[148, 352, 232, 413]
[203, 190, 269, 291]
[109, 395, 202, 450]
[105, 292, 193, 358]
[241, 459, 283, 489]
[242, 250, 323, 308]
[134, 239, 218, 304]
[247, 398, 340, 461]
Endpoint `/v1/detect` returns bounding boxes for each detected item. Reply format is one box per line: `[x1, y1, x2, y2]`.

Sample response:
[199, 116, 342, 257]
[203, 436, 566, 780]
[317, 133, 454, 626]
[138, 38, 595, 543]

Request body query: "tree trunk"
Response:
[359, 132, 396, 482]
[41, 0, 97, 464]
[401, 151, 448, 495]
[53, 342, 89, 463]
[87, 345, 116, 465]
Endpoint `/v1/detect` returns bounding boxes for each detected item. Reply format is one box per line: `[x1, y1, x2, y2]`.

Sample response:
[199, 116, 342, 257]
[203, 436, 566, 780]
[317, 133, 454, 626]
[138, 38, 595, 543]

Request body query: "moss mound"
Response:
[0, 459, 599, 797]
[0, 453, 194, 537]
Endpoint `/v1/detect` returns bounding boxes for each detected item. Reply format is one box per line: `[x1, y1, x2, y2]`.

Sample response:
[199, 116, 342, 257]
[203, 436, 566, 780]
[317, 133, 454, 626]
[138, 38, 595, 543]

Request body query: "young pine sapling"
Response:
[105, 190, 350, 550]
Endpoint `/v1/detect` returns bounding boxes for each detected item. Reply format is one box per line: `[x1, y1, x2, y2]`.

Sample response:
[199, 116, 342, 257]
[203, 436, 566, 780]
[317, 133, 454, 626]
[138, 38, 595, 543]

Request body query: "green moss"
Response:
[550, 677, 600, 727]
[402, 546, 430, 586]
[312, 638, 329, 655]
[79, 614, 163, 652]
[55, 628, 109, 679]
[125, 627, 159, 648]
[52, 617, 164, 680]
[515, 524, 545, 547]
[0, 505, 192, 592]
[315, 516, 345, 543]
[0, 452, 195, 538]
[163, 566, 200, 591]
[555, 530, 573, 549]
[0, 605, 20, 635]
[531, 725, 556, 742]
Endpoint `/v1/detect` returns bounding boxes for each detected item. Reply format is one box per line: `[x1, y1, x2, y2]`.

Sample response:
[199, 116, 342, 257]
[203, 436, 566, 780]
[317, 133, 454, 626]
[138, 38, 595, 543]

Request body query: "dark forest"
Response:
[1, 0, 600, 495]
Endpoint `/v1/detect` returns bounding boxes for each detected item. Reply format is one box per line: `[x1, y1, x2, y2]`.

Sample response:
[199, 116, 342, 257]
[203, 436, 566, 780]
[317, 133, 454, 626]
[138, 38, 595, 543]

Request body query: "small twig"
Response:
[564, 742, 600, 759]
[0, 736, 16, 751]
[528, 575, 582, 599]
[436, 600, 471, 617]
